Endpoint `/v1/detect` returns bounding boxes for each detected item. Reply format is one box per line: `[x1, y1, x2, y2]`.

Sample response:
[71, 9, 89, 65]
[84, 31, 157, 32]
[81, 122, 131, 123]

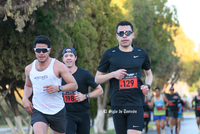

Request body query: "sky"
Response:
[167, 0, 200, 52]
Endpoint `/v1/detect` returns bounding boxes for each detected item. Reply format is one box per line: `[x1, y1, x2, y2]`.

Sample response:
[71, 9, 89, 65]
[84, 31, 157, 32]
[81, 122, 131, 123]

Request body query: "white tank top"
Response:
[30, 58, 64, 115]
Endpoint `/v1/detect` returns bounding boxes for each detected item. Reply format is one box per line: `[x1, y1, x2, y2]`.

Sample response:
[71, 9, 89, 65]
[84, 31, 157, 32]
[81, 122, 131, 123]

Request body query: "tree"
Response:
[128, 0, 180, 88]
[0, 0, 82, 32]
[172, 26, 200, 86]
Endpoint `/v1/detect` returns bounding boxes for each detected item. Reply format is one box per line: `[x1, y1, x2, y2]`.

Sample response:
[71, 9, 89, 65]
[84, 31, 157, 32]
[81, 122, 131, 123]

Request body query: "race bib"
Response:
[144, 112, 149, 118]
[197, 106, 200, 111]
[63, 91, 78, 103]
[169, 101, 175, 106]
[119, 73, 138, 90]
[156, 106, 163, 111]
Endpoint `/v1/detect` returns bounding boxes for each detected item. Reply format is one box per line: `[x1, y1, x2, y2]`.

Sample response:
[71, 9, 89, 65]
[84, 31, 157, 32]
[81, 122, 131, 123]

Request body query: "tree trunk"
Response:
[94, 81, 109, 133]
[0, 105, 17, 134]
[14, 115, 26, 134]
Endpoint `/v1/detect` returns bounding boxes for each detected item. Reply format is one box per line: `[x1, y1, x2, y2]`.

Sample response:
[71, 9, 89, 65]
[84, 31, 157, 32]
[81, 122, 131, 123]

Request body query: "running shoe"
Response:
[162, 129, 165, 134]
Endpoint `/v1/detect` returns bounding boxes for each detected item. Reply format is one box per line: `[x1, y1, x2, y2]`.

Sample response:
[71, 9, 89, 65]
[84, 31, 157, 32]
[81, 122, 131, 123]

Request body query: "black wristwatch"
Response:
[59, 85, 63, 92]
[146, 84, 151, 89]
[86, 93, 90, 99]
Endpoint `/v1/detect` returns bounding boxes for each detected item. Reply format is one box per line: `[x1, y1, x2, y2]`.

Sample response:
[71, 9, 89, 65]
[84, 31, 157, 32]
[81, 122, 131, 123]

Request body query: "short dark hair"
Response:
[33, 35, 51, 48]
[116, 21, 134, 32]
[154, 87, 160, 91]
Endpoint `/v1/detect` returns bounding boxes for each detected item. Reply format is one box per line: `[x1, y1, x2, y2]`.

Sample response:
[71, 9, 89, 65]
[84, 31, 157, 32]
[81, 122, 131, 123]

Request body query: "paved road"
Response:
[147, 115, 198, 134]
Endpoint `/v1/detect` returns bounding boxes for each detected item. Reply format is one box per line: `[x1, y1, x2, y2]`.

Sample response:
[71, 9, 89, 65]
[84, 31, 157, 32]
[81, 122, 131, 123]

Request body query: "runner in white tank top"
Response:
[22, 35, 78, 134]
[30, 58, 64, 114]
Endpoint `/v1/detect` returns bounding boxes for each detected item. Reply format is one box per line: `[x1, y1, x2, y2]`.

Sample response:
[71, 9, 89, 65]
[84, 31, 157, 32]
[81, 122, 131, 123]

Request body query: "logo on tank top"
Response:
[34, 75, 48, 81]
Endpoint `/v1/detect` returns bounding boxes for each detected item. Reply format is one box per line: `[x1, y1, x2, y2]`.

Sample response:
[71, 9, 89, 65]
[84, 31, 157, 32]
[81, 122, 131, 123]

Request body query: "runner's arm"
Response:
[75, 85, 103, 102]
[191, 96, 195, 108]
[60, 63, 78, 92]
[143, 69, 153, 86]
[163, 95, 169, 107]
[148, 97, 154, 109]
[87, 85, 103, 98]
[95, 69, 127, 84]
[22, 65, 33, 114]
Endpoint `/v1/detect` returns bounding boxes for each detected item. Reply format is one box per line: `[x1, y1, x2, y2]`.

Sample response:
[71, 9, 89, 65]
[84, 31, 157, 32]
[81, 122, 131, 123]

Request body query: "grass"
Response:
[0, 125, 9, 128]
[183, 110, 195, 115]
[90, 127, 116, 134]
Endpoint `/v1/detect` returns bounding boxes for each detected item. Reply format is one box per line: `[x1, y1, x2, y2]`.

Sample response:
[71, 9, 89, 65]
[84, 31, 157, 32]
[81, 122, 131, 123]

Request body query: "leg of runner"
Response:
[112, 112, 127, 134]
[166, 109, 169, 127]
[166, 116, 169, 127]
[161, 119, 165, 134]
[127, 129, 142, 134]
[53, 131, 65, 134]
[197, 117, 200, 133]
[145, 119, 150, 134]
[169, 117, 174, 134]
[173, 118, 178, 134]
[33, 122, 48, 134]
[177, 117, 181, 134]
[155, 120, 161, 134]
[65, 115, 77, 134]
[76, 110, 90, 134]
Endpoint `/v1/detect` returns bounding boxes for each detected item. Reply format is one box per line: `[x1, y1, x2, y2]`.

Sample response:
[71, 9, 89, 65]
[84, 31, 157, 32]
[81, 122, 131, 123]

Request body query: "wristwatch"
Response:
[86, 93, 90, 99]
[146, 84, 151, 89]
[59, 85, 63, 92]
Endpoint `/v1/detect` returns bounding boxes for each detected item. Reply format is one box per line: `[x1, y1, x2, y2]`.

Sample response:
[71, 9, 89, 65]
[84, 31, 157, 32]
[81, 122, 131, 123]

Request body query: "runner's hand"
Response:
[75, 92, 86, 102]
[22, 98, 33, 114]
[114, 69, 127, 80]
[140, 85, 149, 95]
[43, 85, 59, 93]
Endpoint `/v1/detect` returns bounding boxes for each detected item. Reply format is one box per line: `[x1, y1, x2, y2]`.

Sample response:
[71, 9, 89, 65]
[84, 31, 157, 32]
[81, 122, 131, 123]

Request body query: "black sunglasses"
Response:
[34, 48, 50, 53]
[117, 31, 133, 37]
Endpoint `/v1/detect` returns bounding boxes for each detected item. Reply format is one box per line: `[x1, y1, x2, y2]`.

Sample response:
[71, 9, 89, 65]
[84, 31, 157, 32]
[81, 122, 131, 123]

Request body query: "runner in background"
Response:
[192, 88, 200, 134]
[164, 92, 170, 127]
[143, 96, 150, 134]
[61, 47, 103, 134]
[149, 87, 169, 134]
[167, 87, 181, 134]
[175, 99, 185, 134]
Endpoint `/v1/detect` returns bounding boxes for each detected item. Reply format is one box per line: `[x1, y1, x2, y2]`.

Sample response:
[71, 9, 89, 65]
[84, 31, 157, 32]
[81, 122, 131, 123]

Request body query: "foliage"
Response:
[125, 0, 180, 87]
[189, 83, 198, 92]
[0, 0, 82, 32]
[172, 26, 200, 86]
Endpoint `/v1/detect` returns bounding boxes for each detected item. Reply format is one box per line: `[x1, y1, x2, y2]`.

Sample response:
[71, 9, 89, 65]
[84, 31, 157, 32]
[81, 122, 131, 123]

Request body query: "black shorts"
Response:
[112, 106, 144, 134]
[166, 109, 168, 116]
[66, 110, 90, 134]
[168, 110, 178, 119]
[195, 110, 200, 117]
[31, 108, 66, 133]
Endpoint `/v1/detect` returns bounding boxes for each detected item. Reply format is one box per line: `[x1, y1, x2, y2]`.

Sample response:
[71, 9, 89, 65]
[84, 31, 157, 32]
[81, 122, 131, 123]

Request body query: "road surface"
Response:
[147, 115, 198, 134]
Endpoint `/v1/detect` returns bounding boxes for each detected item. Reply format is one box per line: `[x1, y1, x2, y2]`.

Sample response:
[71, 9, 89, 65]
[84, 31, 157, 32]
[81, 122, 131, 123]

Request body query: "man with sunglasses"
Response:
[167, 87, 181, 134]
[22, 35, 78, 134]
[61, 47, 103, 134]
[95, 21, 153, 134]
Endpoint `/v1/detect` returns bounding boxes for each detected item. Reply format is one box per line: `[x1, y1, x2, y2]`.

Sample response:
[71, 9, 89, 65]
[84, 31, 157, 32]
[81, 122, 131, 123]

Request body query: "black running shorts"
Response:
[31, 108, 66, 133]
